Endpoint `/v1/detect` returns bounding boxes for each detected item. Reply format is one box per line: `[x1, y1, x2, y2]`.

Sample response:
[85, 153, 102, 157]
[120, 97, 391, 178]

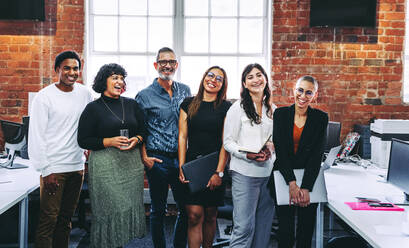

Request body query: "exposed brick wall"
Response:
[0, 0, 408, 148]
[0, 0, 84, 149]
[272, 0, 409, 138]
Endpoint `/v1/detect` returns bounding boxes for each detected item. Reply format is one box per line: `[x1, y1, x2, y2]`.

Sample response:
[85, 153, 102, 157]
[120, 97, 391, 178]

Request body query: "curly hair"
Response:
[92, 63, 127, 93]
[54, 50, 81, 72]
[240, 63, 272, 125]
[187, 66, 228, 119]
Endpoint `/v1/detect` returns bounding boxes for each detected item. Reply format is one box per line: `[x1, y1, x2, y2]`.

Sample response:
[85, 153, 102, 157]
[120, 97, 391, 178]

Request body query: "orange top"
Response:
[293, 124, 304, 154]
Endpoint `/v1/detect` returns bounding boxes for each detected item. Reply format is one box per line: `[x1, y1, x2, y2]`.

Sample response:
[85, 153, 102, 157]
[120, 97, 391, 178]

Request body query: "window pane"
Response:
[210, 19, 237, 53]
[149, 0, 173, 16]
[94, 16, 118, 52]
[210, 56, 239, 99]
[120, 0, 147, 15]
[89, 56, 120, 77]
[239, 19, 263, 54]
[119, 56, 149, 97]
[185, 18, 208, 53]
[119, 17, 147, 52]
[211, 0, 237, 17]
[239, 57, 266, 73]
[180, 56, 209, 94]
[148, 56, 159, 81]
[240, 0, 263, 16]
[148, 17, 173, 52]
[92, 0, 118, 14]
[185, 0, 208, 17]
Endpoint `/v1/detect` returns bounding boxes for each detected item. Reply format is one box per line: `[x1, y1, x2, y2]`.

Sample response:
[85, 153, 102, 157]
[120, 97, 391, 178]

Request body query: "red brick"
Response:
[385, 29, 405, 36]
[391, 21, 405, 29]
[379, 3, 394, 11]
[383, 13, 405, 21]
[383, 74, 402, 81]
[384, 98, 402, 105]
[362, 44, 382, 50]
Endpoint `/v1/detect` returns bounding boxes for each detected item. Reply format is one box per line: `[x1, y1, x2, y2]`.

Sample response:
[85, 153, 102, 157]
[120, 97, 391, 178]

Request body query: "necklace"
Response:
[101, 96, 125, 124]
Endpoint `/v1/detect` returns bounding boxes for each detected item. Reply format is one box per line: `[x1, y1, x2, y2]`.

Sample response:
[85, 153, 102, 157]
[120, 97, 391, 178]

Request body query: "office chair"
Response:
[326, 235, 368, 248]
[324, 121, 341, 153]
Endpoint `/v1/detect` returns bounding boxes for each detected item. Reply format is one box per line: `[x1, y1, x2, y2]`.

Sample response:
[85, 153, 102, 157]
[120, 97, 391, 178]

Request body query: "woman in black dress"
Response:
[178, 66, 231, 248]
[77, 63, 146, 247]
[271, 75, 328, 248]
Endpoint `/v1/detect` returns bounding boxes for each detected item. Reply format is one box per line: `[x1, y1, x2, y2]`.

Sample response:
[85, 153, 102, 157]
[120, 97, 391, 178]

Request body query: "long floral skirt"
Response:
[88, 147, 146, 248]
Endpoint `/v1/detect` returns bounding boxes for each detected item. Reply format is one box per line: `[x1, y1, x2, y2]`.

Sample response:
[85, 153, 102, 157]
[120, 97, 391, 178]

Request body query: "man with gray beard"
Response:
[136, 47, 191, 248]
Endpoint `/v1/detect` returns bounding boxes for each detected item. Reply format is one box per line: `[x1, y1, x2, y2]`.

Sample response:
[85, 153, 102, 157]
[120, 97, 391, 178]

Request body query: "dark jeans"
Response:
[146, 151, 188, 248]
[35, 170, 84, 248]
[276, 203, 318, 248]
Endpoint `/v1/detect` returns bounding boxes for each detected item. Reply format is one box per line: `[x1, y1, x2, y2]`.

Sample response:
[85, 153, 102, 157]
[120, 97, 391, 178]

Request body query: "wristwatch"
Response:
[215, 171, 224, 178]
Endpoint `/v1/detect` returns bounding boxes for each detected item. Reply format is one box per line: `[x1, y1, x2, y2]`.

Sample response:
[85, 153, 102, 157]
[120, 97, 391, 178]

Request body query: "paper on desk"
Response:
[0, 173, 12, 184]
[375, 225, 402, 236]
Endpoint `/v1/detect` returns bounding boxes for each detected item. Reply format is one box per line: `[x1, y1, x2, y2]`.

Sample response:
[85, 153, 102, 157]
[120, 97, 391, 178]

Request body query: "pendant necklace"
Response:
[101, 96, 125, 124]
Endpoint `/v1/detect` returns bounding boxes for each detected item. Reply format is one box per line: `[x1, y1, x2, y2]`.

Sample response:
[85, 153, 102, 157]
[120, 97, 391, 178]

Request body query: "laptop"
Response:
[322, 145, 342, 170]
[273, 167, 328, 205]
[181, 152, 219, 193]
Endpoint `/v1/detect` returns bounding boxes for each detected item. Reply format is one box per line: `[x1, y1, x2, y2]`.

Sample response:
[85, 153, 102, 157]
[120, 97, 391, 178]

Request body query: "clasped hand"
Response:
[289, 181, 310, 207]
[105, 136, 142, 150]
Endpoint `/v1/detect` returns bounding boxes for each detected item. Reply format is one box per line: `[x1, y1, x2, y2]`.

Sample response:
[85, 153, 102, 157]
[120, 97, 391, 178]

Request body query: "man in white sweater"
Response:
[28, 51, 93, 248]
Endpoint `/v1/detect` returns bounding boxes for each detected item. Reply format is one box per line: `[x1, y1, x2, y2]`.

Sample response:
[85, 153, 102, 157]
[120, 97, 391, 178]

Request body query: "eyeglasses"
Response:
[157, 60, 177, 67]
[296, 87, 315, 97]
[207, 71, 224, 83]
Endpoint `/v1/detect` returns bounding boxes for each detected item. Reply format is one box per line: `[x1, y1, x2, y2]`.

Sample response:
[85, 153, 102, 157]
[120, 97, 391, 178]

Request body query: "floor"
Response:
[0, 205, 369, 248]
[67, 206, 368, 248]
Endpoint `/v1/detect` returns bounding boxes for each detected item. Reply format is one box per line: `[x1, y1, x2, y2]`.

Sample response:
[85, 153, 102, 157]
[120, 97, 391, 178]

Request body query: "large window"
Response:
[86, 0, 271, 99]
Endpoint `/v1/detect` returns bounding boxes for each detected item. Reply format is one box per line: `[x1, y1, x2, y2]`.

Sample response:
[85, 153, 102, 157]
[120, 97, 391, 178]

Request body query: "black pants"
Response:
[276, 203, 318, 248]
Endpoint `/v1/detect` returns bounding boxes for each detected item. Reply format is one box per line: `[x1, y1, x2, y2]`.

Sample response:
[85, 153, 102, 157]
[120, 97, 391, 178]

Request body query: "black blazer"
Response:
[272, 104, 328, 191]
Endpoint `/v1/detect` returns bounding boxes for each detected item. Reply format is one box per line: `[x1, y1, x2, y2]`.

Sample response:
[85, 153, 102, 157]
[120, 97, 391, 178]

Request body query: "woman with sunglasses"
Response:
[178, 66, 231, 248]
[270, 75, 328, 248]
[223, 63, 275, 248]
[77, 63, 146, 247]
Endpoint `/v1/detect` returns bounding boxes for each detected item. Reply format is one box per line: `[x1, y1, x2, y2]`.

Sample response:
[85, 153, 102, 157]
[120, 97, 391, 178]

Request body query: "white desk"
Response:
[0, 158, 40, 248]
[317, 163, 409, 248]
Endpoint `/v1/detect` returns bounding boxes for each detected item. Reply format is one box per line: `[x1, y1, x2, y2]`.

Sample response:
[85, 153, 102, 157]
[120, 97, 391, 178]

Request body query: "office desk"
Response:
[0, 158, 40, 248]
[319, 163, 409, 248]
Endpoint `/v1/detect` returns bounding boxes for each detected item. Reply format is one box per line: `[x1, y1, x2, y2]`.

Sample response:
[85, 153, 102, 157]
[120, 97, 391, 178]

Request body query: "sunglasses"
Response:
[157, 60, 177, 67]
[296, 87, 315, 97]
[207, 71, 224, 83]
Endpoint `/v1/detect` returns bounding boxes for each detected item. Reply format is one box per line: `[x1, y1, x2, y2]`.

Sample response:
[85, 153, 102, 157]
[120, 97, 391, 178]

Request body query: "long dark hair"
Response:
[240, 63, 272, 125]
[187, 66, 228, 119]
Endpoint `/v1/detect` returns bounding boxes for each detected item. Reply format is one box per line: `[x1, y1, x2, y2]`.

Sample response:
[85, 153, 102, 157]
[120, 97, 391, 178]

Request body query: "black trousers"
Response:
[276, 203, 318, 248]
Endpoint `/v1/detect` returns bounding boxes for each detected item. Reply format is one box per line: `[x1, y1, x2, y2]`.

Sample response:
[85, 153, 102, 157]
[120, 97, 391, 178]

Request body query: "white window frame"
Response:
[85, 0, 272, 99]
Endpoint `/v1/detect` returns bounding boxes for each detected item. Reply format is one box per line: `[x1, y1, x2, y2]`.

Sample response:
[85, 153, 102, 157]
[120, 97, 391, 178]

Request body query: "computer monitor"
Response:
[324, 121, 341, 153]
[386, 138, 409, 205]
[0, 120, 28, 169]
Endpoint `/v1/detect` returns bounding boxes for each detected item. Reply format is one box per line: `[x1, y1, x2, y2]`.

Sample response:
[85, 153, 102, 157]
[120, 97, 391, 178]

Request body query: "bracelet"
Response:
[136, 136, 142, 144]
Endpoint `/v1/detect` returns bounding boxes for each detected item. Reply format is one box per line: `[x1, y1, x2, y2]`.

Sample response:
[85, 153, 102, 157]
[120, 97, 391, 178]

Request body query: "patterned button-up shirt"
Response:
[135, 78, 191, 153]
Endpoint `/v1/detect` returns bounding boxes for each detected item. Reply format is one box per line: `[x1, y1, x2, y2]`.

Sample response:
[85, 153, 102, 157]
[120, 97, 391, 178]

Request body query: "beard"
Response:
[158, 67, 175, 81]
